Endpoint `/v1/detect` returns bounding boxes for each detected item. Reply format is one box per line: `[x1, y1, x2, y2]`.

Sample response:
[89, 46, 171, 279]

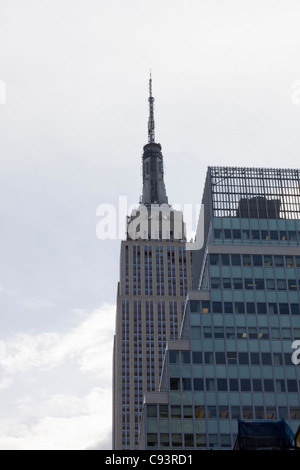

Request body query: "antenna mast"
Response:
[148, 70, 155, 143]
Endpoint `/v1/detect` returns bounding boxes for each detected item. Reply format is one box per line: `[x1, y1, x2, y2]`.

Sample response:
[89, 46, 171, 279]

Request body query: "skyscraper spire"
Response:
[148, 70, 155, 143]
[141, 73, 168, 206]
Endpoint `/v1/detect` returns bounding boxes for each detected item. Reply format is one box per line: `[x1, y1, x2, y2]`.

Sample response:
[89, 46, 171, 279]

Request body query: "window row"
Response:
[147, 432, 211, 449]
[213, 228, 300, 243]
[146, 403, 300, 421]
[169, 377, 300, 393]
[210, 253, 300, 268]
[211, 277, 300, 292]
[191, 325, 300, 341]
[190, 300, 300, 315]
[170, 350, 298, 366]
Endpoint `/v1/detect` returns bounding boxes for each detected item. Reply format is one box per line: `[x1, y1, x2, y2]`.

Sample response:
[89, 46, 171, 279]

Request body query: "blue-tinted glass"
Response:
[224, 302, 233, 313]
[244, 278, 254, 290]
[255, 279, 265, 289]
[201, 301, 211, 313]
[212, 302, 222, 313]
[264, 379, 274, 392]
[279, 303, 289, 315]
[181, 351, 191, 364]
[291, 304, 300, 315]
[194, 379, 204, 390]
[251, 230, 260, 240]
[253, 255, 263, 266]
[232, 254, 241, 265]
[190, 300, 200, 312]
[182, 378, 192, 390]
[217, 379, 227, 391]
[241, 379, 251, 391]
[253, 379, 263, 391]
[289, 231, 297, 242]
[270, 231, 279, 240]
[192, 352, 203, 364]
[233, 230, 241, 239]
[169, 351, 180, 364]
[257, 303, 267, 314]
[269, 303, 278, 315]
[210, 254, 219, 266]
[214, 229, 222, 239]
[221, 254, 230, 265]
[230, 379, 239, 391]
[246, 302, 256, 314]
[224, 229, 231, 239]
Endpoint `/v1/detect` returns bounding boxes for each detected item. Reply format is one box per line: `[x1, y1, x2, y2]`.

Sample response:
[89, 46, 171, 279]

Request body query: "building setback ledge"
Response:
[143, 392, 169, 405]
[167, 339, 191, 350]
[187, 290, 211, 301]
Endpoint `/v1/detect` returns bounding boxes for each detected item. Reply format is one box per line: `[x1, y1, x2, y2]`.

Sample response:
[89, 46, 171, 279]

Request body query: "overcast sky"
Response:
[1, 0, 300, 450]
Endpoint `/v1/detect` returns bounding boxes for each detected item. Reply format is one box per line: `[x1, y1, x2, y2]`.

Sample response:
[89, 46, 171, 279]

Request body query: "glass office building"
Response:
[139, 167, 300, 450]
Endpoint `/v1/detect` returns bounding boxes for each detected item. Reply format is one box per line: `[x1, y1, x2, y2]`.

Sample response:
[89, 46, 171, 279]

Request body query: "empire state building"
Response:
[112, 76, 192, 450]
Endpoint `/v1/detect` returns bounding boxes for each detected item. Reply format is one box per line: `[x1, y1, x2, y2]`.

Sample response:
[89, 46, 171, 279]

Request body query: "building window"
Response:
[147, 434, 158, 447]
[253, 379, 262, 391]
[264, 379, 274, 392]
[287, 380, 298, 392]
[170, 378, 180, 390]
[279, 407, 288, 419]
[231, 406, 241, 419]
[221, 254, 230, 265]
[224, 302, 233, 313]
[219, 406, 229, 418]
[172, 434, 182, 448]
[290, 407, 300, 419]
[208, 434, 218, 448]
[279, 303, 289, 315]
[227, 351, 237, 364]
[196, 434, 206, 448]
[183, 406, 193, 419]
[184, 434, 194, 448]
[171, 406, 181, 418]
[266, 407, 277, 419]
[182, 378, 192, 391]
[276, 380, 286, 392]
[158, 405, 168, 419]
[207, 406, 217, 418]
[206, 379, 216, 391]
[255, 407, 265, 420]
[229, 379, 239, 391]
[241, 379, 251, 391]
[147, 405, 157, 418]
[220, 435, 231, 448]
[242, 407, 253, 419]
[194, 378, 204, 391]
[192, 352, 203, 364]
[160, 434, 169, 447]
[191, 326, 202, 339]
[216, 352, 226, 364]
[195, 406, 205, 418]
[212, 302, 222, 313]
[169, 351, 180, 364]
[181, 351, 190, 364]
[217, 379, 228, 391]
[235, 302, 245, 314]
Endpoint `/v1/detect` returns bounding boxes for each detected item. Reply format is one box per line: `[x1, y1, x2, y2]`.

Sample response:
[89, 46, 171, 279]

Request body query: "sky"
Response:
[0, 0, 300, 450]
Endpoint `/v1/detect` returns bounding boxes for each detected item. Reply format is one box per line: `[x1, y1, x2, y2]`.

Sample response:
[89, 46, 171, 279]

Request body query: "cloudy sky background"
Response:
[1, 0, 300, 450]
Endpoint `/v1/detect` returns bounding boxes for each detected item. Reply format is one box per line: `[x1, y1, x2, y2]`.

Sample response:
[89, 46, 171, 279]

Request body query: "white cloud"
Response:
[0, 388, 112, 450]
[2, 303, 115, 377]
[0, 303, 115, 450]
